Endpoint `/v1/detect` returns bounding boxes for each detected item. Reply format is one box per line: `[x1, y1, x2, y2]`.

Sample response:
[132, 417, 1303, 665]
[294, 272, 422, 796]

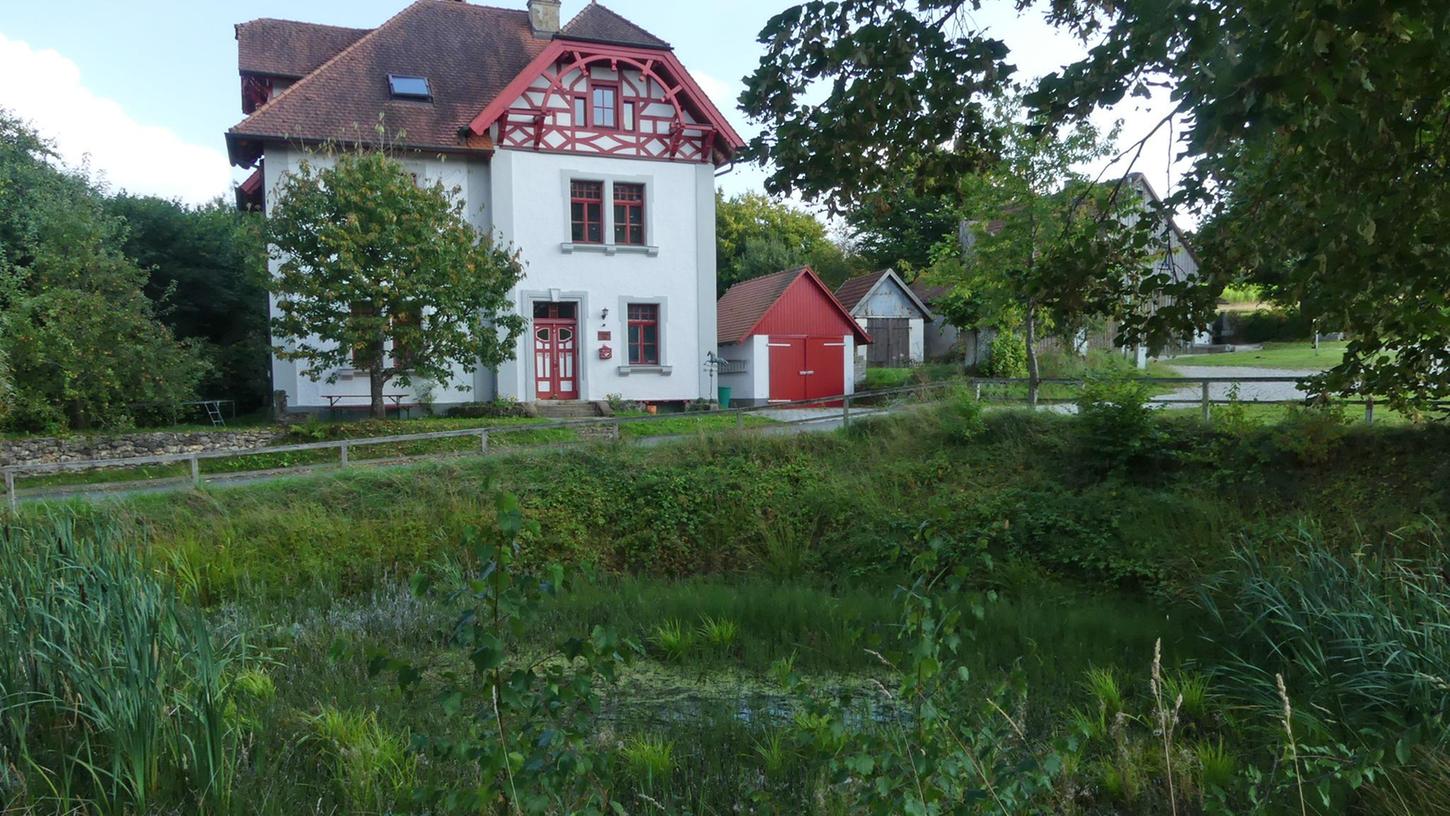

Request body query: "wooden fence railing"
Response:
[1, 382, 956, 509]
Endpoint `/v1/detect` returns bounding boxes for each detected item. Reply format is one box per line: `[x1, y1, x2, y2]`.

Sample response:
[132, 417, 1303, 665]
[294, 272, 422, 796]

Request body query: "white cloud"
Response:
[0, 33, 232, 204]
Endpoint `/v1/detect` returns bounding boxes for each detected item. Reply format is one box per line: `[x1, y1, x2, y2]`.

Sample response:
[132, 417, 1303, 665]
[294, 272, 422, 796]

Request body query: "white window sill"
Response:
[560, 242, 659, 257]
[616, 365, 672, 376]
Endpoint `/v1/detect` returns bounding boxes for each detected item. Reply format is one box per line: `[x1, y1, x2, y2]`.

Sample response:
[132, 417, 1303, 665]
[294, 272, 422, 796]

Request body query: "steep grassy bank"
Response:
[40, 399, 1449, 603]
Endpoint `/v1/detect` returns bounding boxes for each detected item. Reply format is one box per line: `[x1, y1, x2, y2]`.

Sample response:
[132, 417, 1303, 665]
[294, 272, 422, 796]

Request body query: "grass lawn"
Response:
[1162, 400, 1422, 427]
[1167, 340, 1347, 370]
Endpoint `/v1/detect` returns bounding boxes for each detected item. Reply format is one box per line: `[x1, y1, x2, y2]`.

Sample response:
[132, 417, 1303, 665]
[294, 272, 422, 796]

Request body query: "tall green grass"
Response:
[0, 515, 254, 814]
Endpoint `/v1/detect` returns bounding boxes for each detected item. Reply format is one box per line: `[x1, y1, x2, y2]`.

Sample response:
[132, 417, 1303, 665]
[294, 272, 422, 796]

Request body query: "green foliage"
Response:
[618, 734, 676, 788]
[695, 615, 740, 653]
[714, 191, 858, 291]
[1032, 0, 1450, 408]
[0, 110, 207, 432]
[107, 195, 271, 410]
[650, 619, 696, 662]
[307, 706, 416, 812]
[1201, 536, 1450, 759]
[843, 174, 961, 273]
[0, 515, 255, 813]
[1074, 377, 1163, 474]
[267, 149, 525, 418]
[985, 329, 1028, 378]
[371, 493, 636, 814]
[740, 1, 1010, 214]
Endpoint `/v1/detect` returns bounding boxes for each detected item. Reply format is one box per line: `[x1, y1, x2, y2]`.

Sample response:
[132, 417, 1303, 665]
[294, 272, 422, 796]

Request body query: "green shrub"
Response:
[1075, 376, 1164, 475]
[863, 366, 915, 390]
[985, 329, 1028, 378]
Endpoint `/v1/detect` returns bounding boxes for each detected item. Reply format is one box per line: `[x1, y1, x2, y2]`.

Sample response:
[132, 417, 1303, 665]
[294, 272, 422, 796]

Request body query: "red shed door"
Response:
[768, 337, 806, 402]
[806, 337, 846, 400]
[768, 335, 846, 403]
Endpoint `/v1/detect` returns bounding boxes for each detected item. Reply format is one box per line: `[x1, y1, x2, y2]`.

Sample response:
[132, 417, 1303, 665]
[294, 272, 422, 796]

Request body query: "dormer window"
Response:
[388, 75, 431, 100]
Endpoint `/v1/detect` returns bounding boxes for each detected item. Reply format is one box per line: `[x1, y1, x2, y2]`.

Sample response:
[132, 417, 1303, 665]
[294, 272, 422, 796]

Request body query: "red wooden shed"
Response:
[716, 266, 872, 405]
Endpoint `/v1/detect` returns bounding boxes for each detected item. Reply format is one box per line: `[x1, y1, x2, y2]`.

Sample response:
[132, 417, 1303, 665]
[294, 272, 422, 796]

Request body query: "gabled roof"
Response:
[834, 269, 932, 319]
[717, 266, 871, 345]
[1125, 172, 1201, 268]
[558, 2, 670, 49]
[228, 1, 737, 168]
[236, 19, 370, 79]
[228, 2, 545, 165]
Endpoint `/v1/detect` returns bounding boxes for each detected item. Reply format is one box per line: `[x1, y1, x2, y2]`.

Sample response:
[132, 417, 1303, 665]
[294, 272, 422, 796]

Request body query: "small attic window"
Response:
[388, 75, 431, 100]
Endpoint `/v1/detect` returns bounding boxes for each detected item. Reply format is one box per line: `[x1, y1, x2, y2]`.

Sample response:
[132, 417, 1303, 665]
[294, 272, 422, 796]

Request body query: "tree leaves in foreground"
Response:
[1031, 0, 1450, 408]
[267, 151, 526, 418]
[0, 110, 207, 432]
[739, 1, 1012, 215]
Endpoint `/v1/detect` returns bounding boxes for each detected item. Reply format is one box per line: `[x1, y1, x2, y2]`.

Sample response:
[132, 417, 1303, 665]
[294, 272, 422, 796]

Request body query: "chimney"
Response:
[528, 0, 561, 37]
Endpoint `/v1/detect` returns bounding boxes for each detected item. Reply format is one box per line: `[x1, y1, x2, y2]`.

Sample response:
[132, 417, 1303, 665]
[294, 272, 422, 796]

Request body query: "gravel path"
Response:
[1152, 365, 1322, 405]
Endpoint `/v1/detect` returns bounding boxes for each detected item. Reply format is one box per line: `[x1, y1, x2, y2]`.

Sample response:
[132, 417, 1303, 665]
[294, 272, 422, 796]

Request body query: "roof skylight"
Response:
[387, 75, 431, 99]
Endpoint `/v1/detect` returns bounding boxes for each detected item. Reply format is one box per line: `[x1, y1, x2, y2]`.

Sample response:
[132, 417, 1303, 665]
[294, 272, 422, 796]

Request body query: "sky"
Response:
[0, 0, 1182, 223]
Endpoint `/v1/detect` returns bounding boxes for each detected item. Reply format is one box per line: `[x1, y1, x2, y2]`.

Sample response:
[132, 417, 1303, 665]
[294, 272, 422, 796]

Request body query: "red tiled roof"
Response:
[236, 19, 370, 79]
[833, 270, 886, 312]
[228, 2, 549, 164]
[909, 280, 950, 305]
[717, 266, 870, 345]
[717, 267, 805, 345]
[558, 3, 670, 49]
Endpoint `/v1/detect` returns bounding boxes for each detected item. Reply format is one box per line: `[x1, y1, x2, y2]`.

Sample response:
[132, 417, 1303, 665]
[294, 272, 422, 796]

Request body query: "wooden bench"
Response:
[321, 394, 417, 420]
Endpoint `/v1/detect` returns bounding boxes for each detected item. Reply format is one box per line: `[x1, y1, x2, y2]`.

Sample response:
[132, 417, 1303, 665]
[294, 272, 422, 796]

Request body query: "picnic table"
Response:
[321, 394, 414, 419]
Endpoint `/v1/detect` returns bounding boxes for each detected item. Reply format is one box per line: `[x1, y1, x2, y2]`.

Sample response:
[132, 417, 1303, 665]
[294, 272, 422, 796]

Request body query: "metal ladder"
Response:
[203, 400, 225, 427]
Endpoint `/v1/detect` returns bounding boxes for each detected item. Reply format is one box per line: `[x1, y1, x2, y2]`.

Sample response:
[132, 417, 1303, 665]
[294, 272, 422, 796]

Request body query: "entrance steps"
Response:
[534, 401, 604, 420]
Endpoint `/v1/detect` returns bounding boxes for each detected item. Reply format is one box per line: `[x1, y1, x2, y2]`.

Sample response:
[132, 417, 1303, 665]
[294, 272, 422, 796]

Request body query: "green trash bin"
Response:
[717, 385, 732, 409]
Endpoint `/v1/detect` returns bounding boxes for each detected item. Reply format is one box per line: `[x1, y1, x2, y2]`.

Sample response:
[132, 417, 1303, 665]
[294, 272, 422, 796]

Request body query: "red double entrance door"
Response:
[767, 336, 845, 403]
[533, 302, 577, 400]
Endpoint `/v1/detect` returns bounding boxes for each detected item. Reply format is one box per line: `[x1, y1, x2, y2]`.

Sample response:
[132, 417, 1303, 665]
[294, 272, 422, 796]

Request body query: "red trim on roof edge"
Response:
[466, 40, 744, 155]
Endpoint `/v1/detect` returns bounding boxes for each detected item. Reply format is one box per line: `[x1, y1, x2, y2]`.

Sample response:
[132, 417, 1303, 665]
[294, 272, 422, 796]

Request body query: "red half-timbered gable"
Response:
[471, 41, 742, 166]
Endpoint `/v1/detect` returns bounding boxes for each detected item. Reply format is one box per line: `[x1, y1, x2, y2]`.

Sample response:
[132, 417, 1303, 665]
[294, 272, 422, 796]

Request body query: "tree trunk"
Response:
[369, 350, 387, 419]
[1025, 302, 1041, 409]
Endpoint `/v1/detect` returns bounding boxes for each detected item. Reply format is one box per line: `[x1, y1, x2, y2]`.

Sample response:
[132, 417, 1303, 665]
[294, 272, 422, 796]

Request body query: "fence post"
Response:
[480, 430, 490, 453]
[340, 442, 349, 466]
[1200, 381, 1212, 424]
[843, 393, 852, 427]
[974, 380, 982, 401]
[5, 470, 15, 512]
[736, 408, 744, 430]
[189, 455, 201, 486]
[1364, 396, 1374, 426]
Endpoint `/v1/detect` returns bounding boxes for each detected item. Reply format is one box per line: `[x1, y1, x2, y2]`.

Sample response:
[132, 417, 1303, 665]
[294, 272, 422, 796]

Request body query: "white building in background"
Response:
[227, 0, 742, 412]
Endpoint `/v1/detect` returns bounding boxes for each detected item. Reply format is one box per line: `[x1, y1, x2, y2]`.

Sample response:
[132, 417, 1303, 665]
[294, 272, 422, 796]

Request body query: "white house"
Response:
[834, 269, 933, 373]
[227, 0, 743, 413]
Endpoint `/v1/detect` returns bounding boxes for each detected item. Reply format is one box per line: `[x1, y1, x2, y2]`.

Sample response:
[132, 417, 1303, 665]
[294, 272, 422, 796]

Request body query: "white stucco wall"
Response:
[263, 146, 494, 411]
[717, 336, 768, 404]
[490, 149, 716, 403]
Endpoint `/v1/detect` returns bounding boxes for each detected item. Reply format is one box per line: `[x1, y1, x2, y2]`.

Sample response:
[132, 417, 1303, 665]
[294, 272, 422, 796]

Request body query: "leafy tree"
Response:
[843, 173, 961, 275]
[941, 108, 1158, 404]
[1029, 0, 1450, 407]
[108, 195, 271, 411]
[267, 150, 525, 419]
[0, 110, 207, 432]
[740, 1, 1012, 214]
[715, 191, 859, 291]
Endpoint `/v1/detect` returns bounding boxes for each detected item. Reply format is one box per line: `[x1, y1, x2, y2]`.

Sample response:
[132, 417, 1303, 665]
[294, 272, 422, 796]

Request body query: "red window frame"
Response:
[570, 180, 603, 244]
[589, 81, 619, 130]
[627, 303, 659, 365]
[613, 183, 645, 245]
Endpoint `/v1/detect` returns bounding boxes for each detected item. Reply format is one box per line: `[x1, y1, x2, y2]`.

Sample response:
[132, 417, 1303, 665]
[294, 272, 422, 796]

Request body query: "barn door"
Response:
[867, 318, 910, 366]
[767, 337, 805, 402]
[805, 337, 845, 400]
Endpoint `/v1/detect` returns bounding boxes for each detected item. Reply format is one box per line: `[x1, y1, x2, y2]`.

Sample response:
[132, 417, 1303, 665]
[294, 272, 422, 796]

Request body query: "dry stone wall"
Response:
[0, 428, 285, 468]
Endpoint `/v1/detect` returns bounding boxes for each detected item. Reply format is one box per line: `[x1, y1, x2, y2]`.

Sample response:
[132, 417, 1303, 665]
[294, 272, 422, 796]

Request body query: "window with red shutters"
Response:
[614, 183, 645, 245]
[570, 180, 603, 243]
[627, 303, 659, 365]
